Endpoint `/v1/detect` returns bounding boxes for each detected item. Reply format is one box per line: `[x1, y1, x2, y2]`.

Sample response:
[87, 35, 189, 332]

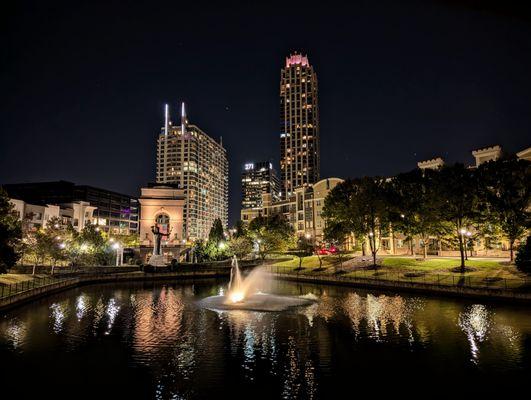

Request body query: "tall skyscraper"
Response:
[279, 53, 320, 197]
[241, 161, 280, 210]
[156, 103, 228, 241]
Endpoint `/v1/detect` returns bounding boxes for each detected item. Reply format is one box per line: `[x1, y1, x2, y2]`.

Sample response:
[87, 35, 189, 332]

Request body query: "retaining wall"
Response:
[0, 269, 230, 313]
[272, 273, 531, 303]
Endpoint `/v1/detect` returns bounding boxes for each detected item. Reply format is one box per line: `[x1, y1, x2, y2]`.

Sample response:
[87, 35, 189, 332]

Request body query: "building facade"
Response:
[241, 161, 280, 210]
[156, 104, 228, 241]
[9, 198, 96, 232]
[280, 53, 320, 197]
[241, 177, 342, 244]
[138, 185, 185, 262]
[2, 181, 138, 234]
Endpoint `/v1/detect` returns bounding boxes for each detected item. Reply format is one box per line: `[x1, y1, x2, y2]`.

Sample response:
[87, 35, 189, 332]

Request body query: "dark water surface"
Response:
[0, 279, 529, 399]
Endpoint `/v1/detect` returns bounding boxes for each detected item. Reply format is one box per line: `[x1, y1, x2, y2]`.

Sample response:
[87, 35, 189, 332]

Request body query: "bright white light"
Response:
[59, 243, 66, 249]
[80, 243, 88, 251]
[229, 291, 244, 303]
[112, 243, 120, 250]
[460, 228, 467, 235]
[218, 242, 226, 249]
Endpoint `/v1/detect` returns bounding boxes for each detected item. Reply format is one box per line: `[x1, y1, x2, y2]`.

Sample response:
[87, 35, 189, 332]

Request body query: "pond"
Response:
[0, 279, 529, 399]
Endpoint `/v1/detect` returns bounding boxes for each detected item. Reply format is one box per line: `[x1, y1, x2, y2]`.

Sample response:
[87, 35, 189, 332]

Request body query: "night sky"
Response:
[2, 0, 530, 225]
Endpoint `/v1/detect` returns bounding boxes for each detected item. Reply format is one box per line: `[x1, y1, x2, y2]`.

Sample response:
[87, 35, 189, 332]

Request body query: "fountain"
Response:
[199, 256, 316, 312]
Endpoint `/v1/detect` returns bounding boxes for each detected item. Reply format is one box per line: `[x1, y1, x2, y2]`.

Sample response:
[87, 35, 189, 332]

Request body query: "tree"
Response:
[248, 214, 293, 239]
[515, 236, 531, 274]
[25, 229, 52, 273]
[45, 218, 68, 272]
[324, 221, 351, 273]
[191, 240, 207, 263]
[323, 177, 389, 267]
[478, 158, 530, 262]
[433, 164, 480, 272]
[208, 218, 225, 245]
[229, 236, 253, 259]
[234, 220, 247, 238]
[255, 230, 293, 260]
[287, 236, 313, 270]
[0, 188, 22, 273]
[387, 169, 448, 259]
[248, 214, 294, 260]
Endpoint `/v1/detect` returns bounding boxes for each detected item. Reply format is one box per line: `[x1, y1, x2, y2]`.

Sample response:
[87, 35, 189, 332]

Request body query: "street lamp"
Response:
[459, 228, 468, 260]
[112, 243, 122, 266]
[465, 231, 472, 259]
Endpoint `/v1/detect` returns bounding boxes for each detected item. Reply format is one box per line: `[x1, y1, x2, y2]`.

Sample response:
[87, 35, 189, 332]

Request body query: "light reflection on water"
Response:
[0, 280, 530, 399]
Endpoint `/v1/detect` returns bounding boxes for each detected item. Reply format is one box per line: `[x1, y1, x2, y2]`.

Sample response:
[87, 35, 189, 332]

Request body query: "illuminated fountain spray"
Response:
[200, 256, 316, 311]
[228, 255, 244, 303]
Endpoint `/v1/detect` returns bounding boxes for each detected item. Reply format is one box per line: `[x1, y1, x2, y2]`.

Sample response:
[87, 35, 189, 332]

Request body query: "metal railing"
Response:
[0, 276, 75, 300]
[267, 265, 530, 291]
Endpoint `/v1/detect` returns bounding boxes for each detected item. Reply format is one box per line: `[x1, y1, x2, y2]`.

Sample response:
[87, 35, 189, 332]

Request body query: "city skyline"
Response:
[2, 1, 531, 226]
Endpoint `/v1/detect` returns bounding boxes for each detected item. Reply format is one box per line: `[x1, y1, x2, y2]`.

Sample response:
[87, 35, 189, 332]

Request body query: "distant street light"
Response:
[112, 243, 123, 266]
[459, 229, 470, 260]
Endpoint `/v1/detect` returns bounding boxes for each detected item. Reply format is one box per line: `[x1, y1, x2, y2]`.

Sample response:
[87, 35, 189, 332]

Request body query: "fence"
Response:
[0, 276, 75, 300]
[267, 265, 530, 291]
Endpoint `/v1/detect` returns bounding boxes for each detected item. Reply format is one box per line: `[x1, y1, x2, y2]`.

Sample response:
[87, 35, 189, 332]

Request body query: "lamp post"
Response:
[466, 231, 472, 259]
[459, 228, 468, 261]
[112, 243, 122, 266]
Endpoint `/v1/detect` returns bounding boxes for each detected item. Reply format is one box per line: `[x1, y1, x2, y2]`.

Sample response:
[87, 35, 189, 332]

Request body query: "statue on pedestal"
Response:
[151, 223, 171, 256]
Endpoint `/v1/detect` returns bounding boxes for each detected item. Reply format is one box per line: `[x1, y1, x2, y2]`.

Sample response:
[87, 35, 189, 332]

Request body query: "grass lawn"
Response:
[0, 273, 49, 286]
[271, 254, 354, 271]
[269, 255, 528, 289]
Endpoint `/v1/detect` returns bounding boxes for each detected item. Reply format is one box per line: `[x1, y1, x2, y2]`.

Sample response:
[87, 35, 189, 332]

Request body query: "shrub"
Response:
[515, 237, 531, 273]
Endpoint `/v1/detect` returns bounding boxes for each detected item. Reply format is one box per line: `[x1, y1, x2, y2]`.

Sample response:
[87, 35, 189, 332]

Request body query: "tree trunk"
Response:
[509, 240, 514, 263]
[372, 251, 377, 267]
[458, 231, 465, 272]
[423, 238, 428, 260]
[410, 239, 414, 256]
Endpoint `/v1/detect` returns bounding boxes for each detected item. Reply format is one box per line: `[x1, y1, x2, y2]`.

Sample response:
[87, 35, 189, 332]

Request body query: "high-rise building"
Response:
[241, 161, 280, 210]
[280, 53, 320, 197]
[156, 103, 228, 241]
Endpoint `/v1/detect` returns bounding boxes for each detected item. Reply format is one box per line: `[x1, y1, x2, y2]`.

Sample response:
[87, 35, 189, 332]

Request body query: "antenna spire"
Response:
[181, 102, 187, 137]
[164, 104, 169, 136]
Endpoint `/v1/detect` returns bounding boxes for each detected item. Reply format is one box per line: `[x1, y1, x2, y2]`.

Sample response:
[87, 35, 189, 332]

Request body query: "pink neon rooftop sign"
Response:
[285, 54, 309, 67]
